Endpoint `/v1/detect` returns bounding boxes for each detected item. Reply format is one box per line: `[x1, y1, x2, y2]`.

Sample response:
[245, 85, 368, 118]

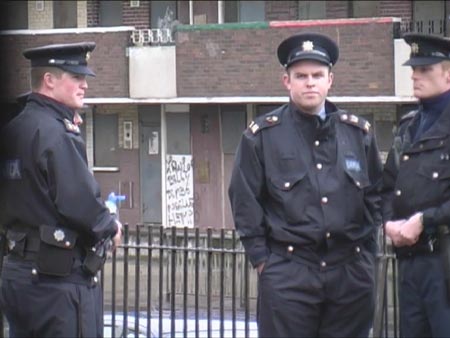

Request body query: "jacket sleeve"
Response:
[380, 147, 397, 223]
[40, 132, 118, 244]
[228, 130, 269, 268]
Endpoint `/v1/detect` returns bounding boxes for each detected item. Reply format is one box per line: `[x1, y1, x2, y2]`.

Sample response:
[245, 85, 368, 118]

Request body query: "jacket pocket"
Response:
[37, 225, 78, 277]
[269, 170, 309, 224]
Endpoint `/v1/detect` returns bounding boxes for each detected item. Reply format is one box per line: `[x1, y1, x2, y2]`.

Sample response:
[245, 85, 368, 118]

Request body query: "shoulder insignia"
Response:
[247, 114, 281, 135]
[63, 118, 80, 134]
[339, 113, 370, 133]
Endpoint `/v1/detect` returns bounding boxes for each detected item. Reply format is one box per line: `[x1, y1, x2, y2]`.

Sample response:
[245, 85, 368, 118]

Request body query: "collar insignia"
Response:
[86, 51, 91, 61]
[302, 40, 314, 52]
[63, 118, 80, 134]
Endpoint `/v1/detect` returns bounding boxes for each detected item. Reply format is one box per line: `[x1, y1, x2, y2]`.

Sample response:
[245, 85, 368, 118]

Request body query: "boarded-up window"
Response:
[99, 0, 123, 27]
[53, 1, 77, 28]
[94, 113, 118, 167]
[166, 112, 191, 155]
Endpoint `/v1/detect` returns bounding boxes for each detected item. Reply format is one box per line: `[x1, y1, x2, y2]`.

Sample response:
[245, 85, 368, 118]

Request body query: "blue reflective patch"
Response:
[345, 157, 361, 172]
[1, 159, 22, 180]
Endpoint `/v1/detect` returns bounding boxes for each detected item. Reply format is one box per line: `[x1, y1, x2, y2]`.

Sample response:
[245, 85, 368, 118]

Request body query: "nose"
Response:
[81, 78, 88, 89]
[306, 75, 315, 86]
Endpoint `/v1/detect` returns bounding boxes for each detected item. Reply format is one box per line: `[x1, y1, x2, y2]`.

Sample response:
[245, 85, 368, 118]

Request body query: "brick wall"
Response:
[176, 20, 396, 97]
[87, 0, 99, 27]
[123, 1, 150, 29]
[0, 31, 130, 100]
[379, 0, 412, 23]
[326, 1, 350, 19]
[265, 1, 298, 21]
[28, 0, 53, 29]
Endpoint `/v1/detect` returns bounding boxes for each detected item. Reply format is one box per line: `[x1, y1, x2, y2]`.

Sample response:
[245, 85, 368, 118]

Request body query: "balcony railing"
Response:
[400, 19, 446, 36]
[131, 28, 175, 46]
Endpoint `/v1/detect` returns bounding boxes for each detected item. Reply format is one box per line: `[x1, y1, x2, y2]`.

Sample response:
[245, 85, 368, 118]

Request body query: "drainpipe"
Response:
[218, 0, 224, 24]
[189, 0, 194, 25]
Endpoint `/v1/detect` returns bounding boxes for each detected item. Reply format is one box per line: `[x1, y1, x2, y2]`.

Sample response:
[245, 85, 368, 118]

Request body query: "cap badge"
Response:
[85, 51, 91, 61]
[302, 40, 314, 52]
[53, 229, 65, 242]
[411, 43, 419, 55]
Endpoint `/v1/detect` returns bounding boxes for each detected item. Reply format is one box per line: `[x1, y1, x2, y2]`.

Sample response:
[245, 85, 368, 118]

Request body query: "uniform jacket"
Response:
[382, 102, 450, 253]
[229, 101, 383, 267]
[0, 93, 117, 246]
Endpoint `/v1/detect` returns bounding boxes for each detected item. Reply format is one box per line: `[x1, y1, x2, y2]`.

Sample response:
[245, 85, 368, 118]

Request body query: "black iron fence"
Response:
[102, 224, 400, 338]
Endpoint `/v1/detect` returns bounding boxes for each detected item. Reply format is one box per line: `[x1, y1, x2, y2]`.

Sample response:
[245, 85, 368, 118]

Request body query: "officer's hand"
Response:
[112, 220, 123, 250]
[399, 212, 423, 246]
[385, 219, 407, 247]
[256, 262, 265, 275]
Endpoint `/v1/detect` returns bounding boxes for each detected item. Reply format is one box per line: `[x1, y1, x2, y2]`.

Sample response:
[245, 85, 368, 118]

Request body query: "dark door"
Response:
[139, 106, 162, 223]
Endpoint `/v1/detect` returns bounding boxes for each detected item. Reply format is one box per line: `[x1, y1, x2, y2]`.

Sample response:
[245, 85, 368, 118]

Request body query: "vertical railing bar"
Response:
[220, 228, 225, 338]
[232, 230, 237, 338]
[244, 255, 250, 338]
[123, 224, 129, 337]
[134, 225, 141, 336]
[170, 226, 176, 337]
[195, 228, 200, 337]
[183, 227, 188, 337]
[392, 258, 399, 338]
[207, 228, 212, 338]
[147, 226, 153, 338]
[158, 226, 164, 338]
[111, 239, 117, 338]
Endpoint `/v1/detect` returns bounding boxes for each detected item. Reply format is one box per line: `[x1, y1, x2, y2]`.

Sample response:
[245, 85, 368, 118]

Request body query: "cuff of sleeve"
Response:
[422, 208, 437, 235]
[240, 237, 270, 268]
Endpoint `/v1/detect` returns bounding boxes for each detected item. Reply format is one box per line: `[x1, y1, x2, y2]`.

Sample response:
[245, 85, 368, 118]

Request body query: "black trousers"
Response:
[0, 276, 103, 337]
[257, 250, 375, 338]
[398, 254, 450, 338]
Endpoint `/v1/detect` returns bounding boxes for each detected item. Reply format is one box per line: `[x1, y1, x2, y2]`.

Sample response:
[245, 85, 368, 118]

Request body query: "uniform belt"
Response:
[268, 239, 366, 269]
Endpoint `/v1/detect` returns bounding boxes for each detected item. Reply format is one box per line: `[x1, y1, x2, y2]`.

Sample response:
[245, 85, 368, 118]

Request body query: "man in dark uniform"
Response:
[382, 33, 450, 337]
[0, 42, 122, 337]
[228, 32, 383, 337]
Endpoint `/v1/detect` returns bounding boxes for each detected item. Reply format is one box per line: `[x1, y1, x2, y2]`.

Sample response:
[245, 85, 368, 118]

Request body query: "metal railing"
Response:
[102, 224, 400, 338]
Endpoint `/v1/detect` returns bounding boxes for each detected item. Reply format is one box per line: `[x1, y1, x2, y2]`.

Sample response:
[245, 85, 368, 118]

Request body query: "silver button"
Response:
[287, 245, 294, 253]
[31, 269, 37, 275]
[402, 155, 409, 161]
[355, 246, 361, 253]
[314, 140, 320, 147]
[321, 196, 328, 204]
[65, 241, 71, 247]
[355, 181, 361, 187]
[272, 116, 278, 122]
[284, 182, 291, 188]
[321, 261, 327, 267]
[395, 190, 402, 196]
[432, 172, 439, 179]
[326, 232, 331, 239]
[93, 276, 98, 284]
[341, 114, 348, 121]
[316, 163, 323, 170]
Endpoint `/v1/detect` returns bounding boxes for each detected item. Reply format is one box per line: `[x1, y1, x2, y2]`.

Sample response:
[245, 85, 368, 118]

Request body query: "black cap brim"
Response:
[59, 64, 96, 77]
[403, 56, 445, 66]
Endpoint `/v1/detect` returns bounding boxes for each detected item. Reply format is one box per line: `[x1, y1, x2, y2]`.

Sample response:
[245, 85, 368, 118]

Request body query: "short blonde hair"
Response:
[30, 67, 64, 90]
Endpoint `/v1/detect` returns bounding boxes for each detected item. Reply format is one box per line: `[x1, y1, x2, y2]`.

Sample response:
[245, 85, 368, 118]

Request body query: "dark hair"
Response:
[30, 67, 64, 90]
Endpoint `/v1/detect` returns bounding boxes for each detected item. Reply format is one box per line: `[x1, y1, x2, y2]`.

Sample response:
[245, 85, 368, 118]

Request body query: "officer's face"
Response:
[49, 71, 88, 109]
[282, 61, 333, 115]
[411, 63, 450, 100]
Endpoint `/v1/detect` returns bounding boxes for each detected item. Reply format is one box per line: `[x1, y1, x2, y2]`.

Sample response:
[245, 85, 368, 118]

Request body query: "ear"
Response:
[282, 72, 290, 90]
[42, 72, 56, 89]
[328, 71, 334, 87]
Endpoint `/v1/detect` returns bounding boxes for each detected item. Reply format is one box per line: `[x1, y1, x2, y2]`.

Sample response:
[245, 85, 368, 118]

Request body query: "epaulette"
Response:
[62, 118, 80, 134]
[339, 113, 371, 133]
[247, 114, 281, 135]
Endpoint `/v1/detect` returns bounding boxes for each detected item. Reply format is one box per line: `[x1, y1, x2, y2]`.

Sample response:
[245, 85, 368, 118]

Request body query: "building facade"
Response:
[1, 0, 449, 229]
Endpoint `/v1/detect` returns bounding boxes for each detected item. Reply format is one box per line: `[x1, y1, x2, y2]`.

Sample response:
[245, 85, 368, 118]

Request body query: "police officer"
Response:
[383, 33, 450, 337]
[0, 42, 122, 337]
[228, 32, 383, 337]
